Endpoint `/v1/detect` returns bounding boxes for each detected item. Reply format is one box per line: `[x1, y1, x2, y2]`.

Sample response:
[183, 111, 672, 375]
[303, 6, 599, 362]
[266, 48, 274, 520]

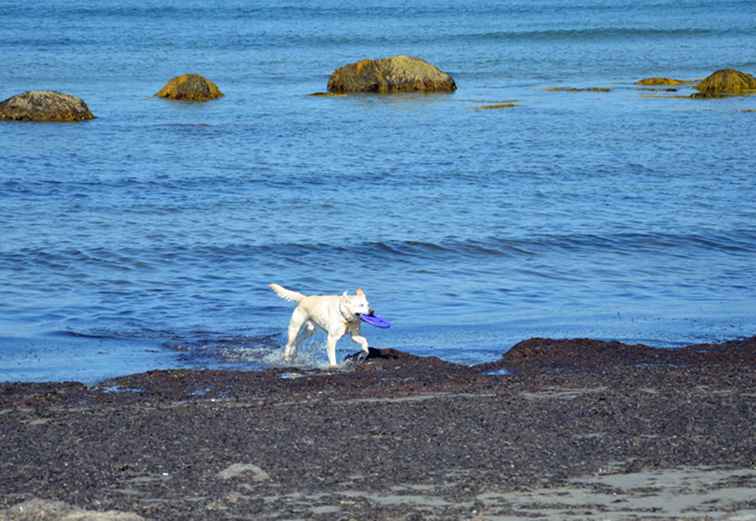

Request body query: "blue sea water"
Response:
[1, 0, 756, 382]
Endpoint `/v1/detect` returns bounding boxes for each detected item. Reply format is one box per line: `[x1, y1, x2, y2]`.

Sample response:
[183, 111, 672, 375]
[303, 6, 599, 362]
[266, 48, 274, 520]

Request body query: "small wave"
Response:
[0, 37, 94, 48]
[3, 230, 756, 275]
[270, 230, 756, 261]
[173, 26, 748, 52]
[51, 327, 181, 342]
[0, 246, 155, 273]
[0, 5, 430, 22]
[4, 12, 739, 52]
[7, 1, 755, 20]
[448, 27, 724, 44]
[50, 330, 121, 340]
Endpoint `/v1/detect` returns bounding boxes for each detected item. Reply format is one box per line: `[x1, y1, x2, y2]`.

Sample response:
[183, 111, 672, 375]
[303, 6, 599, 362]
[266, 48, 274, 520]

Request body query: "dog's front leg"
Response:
[326, 327, 345, 368]
[351, 334, 369, 355]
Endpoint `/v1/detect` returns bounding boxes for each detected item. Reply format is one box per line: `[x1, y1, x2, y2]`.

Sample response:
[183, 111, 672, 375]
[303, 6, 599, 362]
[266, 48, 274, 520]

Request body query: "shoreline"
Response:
[3, 326, 754, 385]
[1, 336, 754, 520]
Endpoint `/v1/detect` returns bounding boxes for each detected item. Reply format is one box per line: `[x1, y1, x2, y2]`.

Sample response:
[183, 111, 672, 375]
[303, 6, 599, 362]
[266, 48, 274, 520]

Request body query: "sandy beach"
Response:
[1, 337, 754, 520]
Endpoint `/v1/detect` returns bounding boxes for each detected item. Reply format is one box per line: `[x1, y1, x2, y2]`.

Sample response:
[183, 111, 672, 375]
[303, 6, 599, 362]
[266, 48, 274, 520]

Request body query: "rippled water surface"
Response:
[2, 0, 756, 381]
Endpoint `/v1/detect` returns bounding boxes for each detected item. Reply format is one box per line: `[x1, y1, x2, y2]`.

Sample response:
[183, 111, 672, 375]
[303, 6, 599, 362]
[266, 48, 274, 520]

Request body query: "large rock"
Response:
[327, 55, 456, 94]
[0, 91, 94, 122]
[693, 68, 756, 98]
[156, 73, 223, 101]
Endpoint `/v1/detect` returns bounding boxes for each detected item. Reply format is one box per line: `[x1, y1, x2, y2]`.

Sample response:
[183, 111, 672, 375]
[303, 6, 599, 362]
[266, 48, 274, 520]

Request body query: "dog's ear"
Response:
[355, 288, 365, 296]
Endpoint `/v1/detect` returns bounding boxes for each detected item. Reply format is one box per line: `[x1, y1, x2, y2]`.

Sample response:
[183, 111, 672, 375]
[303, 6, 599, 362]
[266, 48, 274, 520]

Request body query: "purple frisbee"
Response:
[360, 313, 391, 329]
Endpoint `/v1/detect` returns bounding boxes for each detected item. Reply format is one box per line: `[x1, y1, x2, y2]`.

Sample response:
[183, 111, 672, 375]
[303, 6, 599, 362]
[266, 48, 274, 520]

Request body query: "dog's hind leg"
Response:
[296, 321, 316, 348]
[282, 307, 307, 362]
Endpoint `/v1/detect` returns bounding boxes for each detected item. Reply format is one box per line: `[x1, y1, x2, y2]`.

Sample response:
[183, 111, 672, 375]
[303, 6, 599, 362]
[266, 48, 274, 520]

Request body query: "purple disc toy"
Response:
[360, 313, 391, 329]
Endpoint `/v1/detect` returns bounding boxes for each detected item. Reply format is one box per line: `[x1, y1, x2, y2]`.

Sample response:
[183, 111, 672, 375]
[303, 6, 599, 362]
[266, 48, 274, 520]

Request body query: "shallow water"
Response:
[2, 0, 756, 381]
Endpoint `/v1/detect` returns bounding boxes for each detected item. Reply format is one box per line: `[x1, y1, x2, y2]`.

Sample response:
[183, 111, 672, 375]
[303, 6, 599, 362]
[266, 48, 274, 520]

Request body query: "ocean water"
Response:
[1, 0, 756, 382]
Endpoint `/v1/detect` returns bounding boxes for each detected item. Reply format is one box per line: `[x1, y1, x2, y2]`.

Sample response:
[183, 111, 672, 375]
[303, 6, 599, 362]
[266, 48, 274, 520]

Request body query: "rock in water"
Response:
[478, 102, 518, 110]
[693, 69, 756, 98]
[0, 91, 94, 122]
[327, 55, 456, 94]
[636, 77, 685, 86]
[545, 86, 611, 93]
[156, 73, 224, 101]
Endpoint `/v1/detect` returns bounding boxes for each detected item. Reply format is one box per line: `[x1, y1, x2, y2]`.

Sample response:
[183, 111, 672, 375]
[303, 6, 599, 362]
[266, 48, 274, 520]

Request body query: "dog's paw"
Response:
[344, 350, 369, 364]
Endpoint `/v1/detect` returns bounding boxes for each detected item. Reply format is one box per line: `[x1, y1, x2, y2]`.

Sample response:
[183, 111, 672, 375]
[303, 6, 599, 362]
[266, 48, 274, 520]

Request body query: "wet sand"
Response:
[1, 337, 754, 520]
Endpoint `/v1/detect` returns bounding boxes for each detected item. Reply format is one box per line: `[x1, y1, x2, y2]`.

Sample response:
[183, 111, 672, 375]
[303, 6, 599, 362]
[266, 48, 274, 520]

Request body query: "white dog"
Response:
[269, 283, 372, 367]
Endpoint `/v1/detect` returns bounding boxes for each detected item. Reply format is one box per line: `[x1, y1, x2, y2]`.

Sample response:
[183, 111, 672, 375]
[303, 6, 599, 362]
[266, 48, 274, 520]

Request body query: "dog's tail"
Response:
[269, 283, 306, 303]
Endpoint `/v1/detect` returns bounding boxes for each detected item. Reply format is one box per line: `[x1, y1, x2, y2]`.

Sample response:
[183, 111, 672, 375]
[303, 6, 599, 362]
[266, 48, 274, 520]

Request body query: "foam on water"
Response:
[259, 339, 333, 371]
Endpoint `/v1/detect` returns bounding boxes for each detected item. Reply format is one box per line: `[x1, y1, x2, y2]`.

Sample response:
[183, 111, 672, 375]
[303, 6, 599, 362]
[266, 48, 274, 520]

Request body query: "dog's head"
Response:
[343, 288, 371, 318]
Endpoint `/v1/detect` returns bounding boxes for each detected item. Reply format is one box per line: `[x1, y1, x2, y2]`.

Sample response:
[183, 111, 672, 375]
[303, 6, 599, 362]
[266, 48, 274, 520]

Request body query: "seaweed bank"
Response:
[1, 337, 754, 520]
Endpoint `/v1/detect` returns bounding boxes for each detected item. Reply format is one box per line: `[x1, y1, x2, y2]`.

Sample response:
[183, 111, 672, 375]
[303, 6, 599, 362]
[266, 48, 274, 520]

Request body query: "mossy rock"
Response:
[636, 77, 685, 86]
[327, 55, 456, 94]
[156, 74, 223, 101]
[0, 91, 94, 122]
[692, 69, 756, 98]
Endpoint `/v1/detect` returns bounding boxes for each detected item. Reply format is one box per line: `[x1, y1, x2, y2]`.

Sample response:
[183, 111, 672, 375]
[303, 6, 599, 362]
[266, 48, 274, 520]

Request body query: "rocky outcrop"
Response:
[488, 336, 756, 371]
[692, 68, 756, 98]
[0, 91, 94, 122]
[327, 55, 456, 94]
[636, 77, 685, 86]
[156, 73, 223, 101]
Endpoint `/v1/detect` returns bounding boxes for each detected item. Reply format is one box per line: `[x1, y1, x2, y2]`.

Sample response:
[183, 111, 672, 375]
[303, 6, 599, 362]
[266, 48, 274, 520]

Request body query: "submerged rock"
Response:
[308, 91, 346, 97]
[477, 102, 517, 110]
[156, 73, 223, 101]
[0, 90, 94, 122]
[327, 55, 457, 94]
[545, 86, 611, 93]
[692, 68, 756, 98]
[636, 77, 685, 86]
